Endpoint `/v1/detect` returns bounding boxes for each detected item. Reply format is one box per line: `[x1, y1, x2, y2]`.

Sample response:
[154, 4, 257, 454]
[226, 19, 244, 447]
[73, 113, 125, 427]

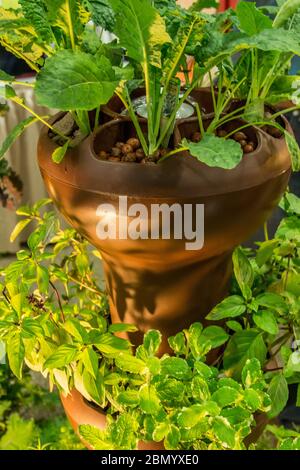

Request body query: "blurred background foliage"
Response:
[0, 364, 83, 450]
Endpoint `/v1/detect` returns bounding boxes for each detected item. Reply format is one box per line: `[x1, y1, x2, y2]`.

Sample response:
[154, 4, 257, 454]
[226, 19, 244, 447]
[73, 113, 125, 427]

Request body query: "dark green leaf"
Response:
[233, 247, 254, 299]
[236, 1, 272, 35]
[267, 373, 289, 418]
[19, 0, 54, 42]
[206, 295, 246, 321]
[84, 0, 115, 30]
[253, 310, 279, 335]
[36, 51, 118, 111]
[256, 292, 287, 313]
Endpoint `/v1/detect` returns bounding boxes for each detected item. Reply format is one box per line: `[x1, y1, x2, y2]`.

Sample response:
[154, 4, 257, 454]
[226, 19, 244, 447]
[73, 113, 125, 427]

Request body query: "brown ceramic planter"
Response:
[38, 114, 291, 451]
[38, 116, 291, 353]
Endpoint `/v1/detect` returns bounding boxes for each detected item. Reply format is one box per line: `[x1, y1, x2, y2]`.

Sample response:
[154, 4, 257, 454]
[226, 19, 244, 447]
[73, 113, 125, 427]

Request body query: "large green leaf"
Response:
[223, 330, 267, 378]
[109, 0, 170, 68]
[236, 1, 272, 35]
[19, 0, 54, 42]
[183, 135, 243, 170]
[228, 28, 300, 55]
[35, 50, 118, 110]
[43, 344, 78, 369]
[267, 373, 289, 418]
[0, 116, 38, 159]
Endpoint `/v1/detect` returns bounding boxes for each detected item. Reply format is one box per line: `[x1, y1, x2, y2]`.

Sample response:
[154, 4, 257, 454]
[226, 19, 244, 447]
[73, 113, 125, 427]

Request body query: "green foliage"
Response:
[182, 135, 243, 170]
[35, 50, 119, 111]
[0, 0, 300, 164]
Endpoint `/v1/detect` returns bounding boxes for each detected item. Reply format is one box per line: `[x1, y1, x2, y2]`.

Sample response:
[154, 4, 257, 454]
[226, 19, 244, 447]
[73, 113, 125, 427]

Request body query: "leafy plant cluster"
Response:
[0, 194, 299, 449]
[0, 0, 300, 168]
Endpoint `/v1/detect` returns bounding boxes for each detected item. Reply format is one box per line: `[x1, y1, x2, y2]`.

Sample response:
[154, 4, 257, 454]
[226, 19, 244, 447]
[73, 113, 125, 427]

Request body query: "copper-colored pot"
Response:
[38, 115, 291, 451]
[38, 116, 291, 353]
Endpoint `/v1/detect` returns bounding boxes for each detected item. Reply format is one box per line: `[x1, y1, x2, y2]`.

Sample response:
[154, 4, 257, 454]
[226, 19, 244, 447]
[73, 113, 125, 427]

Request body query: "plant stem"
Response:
[195, 102, 205, 136]
[94, 106, 101, 131]
[209, 71, 217, 114]
[66, 0, 76, 50]
[13, 81, 34, 88]
[11, 97, 68, 141]
[115, 90, 148, 155]
[264, 222, 269, 241]
[158, 146, 187, 163]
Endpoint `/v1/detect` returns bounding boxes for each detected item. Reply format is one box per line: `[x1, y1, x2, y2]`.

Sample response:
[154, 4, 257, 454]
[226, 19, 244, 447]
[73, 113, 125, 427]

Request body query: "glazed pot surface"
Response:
[38, 117, 291, 353]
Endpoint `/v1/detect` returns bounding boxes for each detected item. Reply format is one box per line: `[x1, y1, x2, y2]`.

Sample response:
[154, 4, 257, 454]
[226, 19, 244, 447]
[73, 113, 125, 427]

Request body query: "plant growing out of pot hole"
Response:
[0, 0, 300, 168]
